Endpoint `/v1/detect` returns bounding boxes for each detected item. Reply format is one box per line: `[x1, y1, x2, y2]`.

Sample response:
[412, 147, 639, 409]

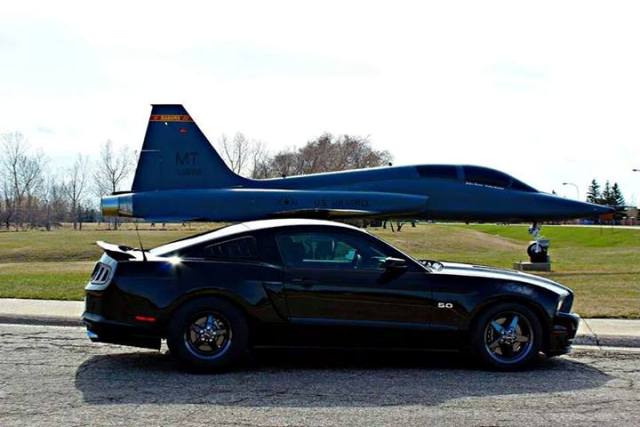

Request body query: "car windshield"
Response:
[360, 229, 431, 271]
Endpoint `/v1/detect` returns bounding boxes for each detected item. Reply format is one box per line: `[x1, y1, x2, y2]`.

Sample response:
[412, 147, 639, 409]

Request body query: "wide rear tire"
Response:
[167, 297, 249, 372]
[470, 302, 543, 370]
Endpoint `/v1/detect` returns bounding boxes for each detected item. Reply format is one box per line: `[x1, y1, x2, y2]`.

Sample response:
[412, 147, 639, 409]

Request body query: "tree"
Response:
[0, 132, 46, 229]
[586, 179, 601, 204]
[216, 133, 271, 178]
[259, 133, 392, 178]
[296, 133, 391, 174]
[0, 179, 10, 229]
[93, 140, 135, 196]
[611, 182, 625, 207]
[41, 176, 67, 231]
[602, 180, 614, 206]
[268, 148, 303, 177]
[249, 140, 270, 179]
[93, 140, 135, 229]
[217, 133, 251, 175]
[64, 154, 89, 230]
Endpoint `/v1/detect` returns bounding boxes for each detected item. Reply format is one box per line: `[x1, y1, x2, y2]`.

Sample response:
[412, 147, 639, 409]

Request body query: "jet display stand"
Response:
[513, 223, 552, 272]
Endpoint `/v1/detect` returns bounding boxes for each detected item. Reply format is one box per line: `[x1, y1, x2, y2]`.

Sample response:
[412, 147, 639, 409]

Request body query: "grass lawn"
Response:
[0, 222, 638, 318]
[375, 224, 640, 318]
[0, 262, 93, 300]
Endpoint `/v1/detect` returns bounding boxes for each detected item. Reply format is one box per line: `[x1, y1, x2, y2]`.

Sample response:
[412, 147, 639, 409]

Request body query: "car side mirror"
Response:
[381, 257, 407, 270]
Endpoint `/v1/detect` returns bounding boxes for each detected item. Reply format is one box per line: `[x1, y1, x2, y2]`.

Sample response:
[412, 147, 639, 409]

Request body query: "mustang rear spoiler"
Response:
[96, 241, 140, 261]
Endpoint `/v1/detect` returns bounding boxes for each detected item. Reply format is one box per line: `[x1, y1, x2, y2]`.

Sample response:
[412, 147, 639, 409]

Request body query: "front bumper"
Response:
[82, 311, 161, 350]
[547, 312, 580, 356]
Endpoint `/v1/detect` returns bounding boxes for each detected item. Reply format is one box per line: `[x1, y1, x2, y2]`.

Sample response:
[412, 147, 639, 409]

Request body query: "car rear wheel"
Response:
[471, 302, 542, 370]
[167, 297, 249, 372]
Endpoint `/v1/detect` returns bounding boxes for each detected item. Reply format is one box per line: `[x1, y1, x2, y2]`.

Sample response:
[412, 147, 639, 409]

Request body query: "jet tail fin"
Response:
[131, 104, 245, 191]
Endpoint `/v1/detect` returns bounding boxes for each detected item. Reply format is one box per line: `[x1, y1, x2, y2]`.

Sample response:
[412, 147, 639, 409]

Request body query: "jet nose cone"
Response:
[542, 195, 616, 220]
[571, 200, 615, 217]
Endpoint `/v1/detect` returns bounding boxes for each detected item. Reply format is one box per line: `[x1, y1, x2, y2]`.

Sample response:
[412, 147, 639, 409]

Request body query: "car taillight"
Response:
[135, 315, 157, 323]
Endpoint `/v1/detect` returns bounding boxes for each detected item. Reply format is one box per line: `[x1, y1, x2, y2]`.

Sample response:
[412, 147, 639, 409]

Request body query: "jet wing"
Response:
[269, 208, 380, 219]
[262, 190, 429, 219]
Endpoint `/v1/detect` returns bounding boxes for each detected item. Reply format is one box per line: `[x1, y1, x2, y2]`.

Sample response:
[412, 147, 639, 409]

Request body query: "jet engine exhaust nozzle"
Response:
[101, 194, 134, 218]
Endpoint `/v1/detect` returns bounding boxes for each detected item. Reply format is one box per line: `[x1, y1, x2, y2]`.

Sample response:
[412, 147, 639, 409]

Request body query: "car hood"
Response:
[433, 261, 571, 297]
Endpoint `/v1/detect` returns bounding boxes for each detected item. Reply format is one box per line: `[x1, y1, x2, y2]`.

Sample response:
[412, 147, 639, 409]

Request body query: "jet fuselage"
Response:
[100, 105, 613, 223]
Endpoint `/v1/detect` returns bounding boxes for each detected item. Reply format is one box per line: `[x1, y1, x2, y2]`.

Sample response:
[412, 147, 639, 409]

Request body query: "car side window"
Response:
[276, 231, 390, 270]
[202, 236, 258, 260]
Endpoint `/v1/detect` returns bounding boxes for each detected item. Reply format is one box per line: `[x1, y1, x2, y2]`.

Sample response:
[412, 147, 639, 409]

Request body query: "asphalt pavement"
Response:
[0, 323, 638, 426]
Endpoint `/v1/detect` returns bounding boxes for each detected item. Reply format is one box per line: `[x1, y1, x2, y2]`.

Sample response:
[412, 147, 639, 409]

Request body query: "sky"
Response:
[1, 1, 639, 204]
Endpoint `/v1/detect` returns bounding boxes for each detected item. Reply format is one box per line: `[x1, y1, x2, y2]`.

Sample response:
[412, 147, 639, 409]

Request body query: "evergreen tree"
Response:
[611, 182, 625, 207]
[602, 180, 614, 205]
[586, 179, 601, 203]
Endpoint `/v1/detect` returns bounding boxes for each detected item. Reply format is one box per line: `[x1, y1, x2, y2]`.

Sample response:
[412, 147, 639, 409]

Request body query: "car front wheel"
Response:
[167, 297, 249, 372]
[471, 302, 543, 370]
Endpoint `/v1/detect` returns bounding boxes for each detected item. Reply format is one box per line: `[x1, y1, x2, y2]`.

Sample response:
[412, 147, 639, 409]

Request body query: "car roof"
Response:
[150, 218, 360, 255]
[243, 218, 359, 231]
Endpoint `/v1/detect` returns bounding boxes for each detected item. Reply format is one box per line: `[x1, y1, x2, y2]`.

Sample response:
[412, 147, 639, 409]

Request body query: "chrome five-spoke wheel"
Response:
[167, 297, 249, 372]
[185, 313, 232, 358]
[471, 302, 542, 370]
[484, 311, 533, 365]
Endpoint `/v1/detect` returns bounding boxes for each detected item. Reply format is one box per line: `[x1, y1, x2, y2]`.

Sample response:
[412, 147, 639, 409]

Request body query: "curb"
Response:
[573, 334, 640, 349]
[0, 314, 82, 327]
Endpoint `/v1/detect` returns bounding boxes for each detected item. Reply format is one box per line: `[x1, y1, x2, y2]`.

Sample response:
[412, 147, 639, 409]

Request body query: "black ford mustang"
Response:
[83, 219, 579, 371]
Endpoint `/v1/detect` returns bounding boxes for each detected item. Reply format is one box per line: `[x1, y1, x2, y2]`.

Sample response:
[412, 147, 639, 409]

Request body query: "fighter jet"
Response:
[101, 104, 613, 223]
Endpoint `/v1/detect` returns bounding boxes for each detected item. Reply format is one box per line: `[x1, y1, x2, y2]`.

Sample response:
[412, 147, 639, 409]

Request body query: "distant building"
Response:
[622, 206, 638, 225]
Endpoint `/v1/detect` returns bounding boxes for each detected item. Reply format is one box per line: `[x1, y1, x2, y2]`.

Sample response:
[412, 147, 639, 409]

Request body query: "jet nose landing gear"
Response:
[527, 240, 550, 263]
[527, 222, 550, 263]
[513, 223, 552, 272]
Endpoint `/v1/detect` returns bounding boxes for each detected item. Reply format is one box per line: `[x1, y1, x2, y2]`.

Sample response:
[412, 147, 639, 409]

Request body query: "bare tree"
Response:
[299, 133, 391, 173]
[217, 132, 251, 175]
[1, 132, 46, 229]
[93, 140, 135, 196]
[259, 133, 392, 178]
[21, 150, 46, 227]
[216, 133, 273, 178]
[1, 132, 27, 228]
[64, 154, 89, 230]
[41, 175, 67, 231]
[0, 178, 11, 229]
[268, 148, 304, 177]
[93, 140, 135, 229]
[249, 140, 271, 179]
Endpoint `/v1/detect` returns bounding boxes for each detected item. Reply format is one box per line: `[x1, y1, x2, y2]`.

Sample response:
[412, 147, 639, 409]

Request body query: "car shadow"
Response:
[75, 348, 610, 408]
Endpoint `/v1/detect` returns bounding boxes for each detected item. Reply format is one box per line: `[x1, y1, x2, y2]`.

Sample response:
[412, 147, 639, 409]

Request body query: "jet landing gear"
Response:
[514, 223, 552, 272]
[527, 222, 550, 263]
